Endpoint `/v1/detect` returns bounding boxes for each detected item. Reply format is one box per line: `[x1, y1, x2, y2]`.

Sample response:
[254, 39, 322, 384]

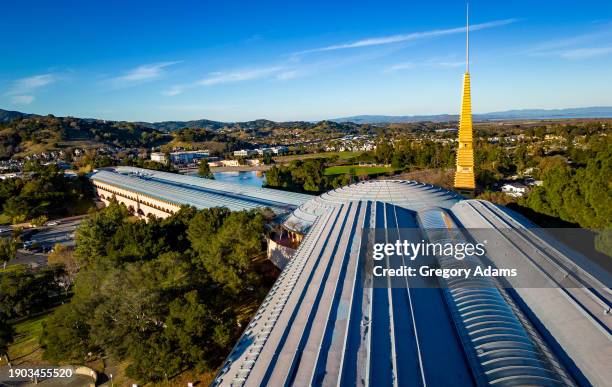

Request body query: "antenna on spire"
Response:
[466, 1, 470, 73]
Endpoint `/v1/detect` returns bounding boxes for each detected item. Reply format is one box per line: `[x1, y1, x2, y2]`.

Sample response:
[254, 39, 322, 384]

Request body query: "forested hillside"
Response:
[0, 113, 166, 159]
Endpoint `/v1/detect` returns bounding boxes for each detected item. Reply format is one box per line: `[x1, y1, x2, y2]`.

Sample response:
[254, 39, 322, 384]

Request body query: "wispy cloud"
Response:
[163, 20, 516, 97]
[5, 73, 57, 105]
[276, 70, 300, 80]
[163, 85, 186, 96]
[198, 66, 286, 86]
[437, 60, 465, 68]
[165, 65, 290, 96]
[385, 58, 464, 73]
[559, 46, 612, 59]
[386, 62, 416, 72]
[293, 19, 519, 55]
[523, 28, 612, 59]
[114, 61, 181, 83]
[7, 74, 55, 94]
[11, 95, 35, 105]
[526, 31, 610, 54]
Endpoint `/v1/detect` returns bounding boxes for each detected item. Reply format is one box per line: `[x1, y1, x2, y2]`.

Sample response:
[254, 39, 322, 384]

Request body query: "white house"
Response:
[271, 146, 288, 155]
[501, 182, 529, 197]
[150, 152, 167, 163]
[169, 150, 209, 164]
[234, 149, 256, 157]
[246, 159, 262, 166]
[221, 159, 240, 167]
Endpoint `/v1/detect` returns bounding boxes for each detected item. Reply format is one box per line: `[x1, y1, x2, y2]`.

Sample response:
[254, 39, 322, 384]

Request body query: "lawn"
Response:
[2, 313, 51, 366]
[274, 151, 361, 163]
[0, 264, 28, 275]
[0, 213, 11, 225]
[324, 165, 397, 176]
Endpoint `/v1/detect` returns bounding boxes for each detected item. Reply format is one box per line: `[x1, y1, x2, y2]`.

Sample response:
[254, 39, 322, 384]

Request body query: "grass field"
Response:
[274, 151, 361, 163]
[324, 165, 396, 176]
[2, 313, 50, 366]
[0, 213, 11, 225]
[0, 264, 28, 274]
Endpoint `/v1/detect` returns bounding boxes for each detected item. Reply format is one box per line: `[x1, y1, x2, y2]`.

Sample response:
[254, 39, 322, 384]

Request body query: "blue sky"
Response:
[1, 0, 611, 122]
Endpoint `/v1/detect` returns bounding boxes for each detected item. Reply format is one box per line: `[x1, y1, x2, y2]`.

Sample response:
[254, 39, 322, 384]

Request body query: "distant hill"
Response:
[1, 105, 610, 159]
[0, 109, 166, 159]
[0, 108, 32, 123]
[140, 117, 364, 133]
[332, 106, 612, 124]
[140, 118, 349, 132]
[138, 119, 227, 132]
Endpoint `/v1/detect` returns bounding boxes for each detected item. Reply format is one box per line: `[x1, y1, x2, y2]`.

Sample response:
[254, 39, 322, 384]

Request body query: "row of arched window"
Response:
[93, 181, 179, 217]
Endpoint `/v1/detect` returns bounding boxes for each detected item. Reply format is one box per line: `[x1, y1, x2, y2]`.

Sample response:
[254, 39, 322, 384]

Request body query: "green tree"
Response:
[42, 301, 97, 363]
[74, 199, 129, 266]
[262, 153, 274, 165]
[0, 161, 93, 222]
[0, 238, 16, 268]
[198, 159, 214, 179]
[42, 204, 269, 383]
[522, 137, 611, 229]
[0, 266, 66, 319]
[189, 210, 265, 294]
[0, 311, 13, 363]
[30, 215, 48, 227]
[375, 140, 394, 164]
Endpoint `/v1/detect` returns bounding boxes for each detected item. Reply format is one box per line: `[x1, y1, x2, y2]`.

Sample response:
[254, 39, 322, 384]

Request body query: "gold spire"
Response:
[454, 1, 476, 190]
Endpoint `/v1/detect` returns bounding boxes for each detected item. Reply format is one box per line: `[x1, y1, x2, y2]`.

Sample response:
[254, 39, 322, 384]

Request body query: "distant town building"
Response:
[524, 177, 543, 186]
[271, 146, 288, 155]
[169, 150, 210, 164]
[256, 148, 273, 156]
[234, 147, 286, 157]
[221, 159, 240, 167]
[0, 172, 21, 180]
[150, 152, 167, 163]
[246, 159, 262, 166]
[501, 182, 529, 197]
[234, 149, 256, 157]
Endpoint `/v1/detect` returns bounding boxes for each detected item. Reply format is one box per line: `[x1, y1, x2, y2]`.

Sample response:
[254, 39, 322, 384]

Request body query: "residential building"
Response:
[271, 146, 288, 155]
[150, 152, 166, 163]
[501, 182, 529, 197]
[234, 149, 256, 157]
[169, 150, 209, 164]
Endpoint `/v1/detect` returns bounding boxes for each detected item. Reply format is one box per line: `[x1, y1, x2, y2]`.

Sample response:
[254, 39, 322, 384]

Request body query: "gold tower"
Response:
[454, 3, 476, 191]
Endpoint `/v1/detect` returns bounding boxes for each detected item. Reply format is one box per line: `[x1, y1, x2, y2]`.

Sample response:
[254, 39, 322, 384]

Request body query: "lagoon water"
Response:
[211, 171, 266, 187]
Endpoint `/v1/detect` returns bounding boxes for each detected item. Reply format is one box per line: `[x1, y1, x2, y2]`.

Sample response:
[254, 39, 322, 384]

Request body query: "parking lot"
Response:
[2, 217, 85, 269]
[28, 218, 83, 250]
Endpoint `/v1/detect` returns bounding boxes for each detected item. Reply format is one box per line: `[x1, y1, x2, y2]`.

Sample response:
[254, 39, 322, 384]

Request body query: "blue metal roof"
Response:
[215, 181, 611, 386]
[89, 167, 312, 214]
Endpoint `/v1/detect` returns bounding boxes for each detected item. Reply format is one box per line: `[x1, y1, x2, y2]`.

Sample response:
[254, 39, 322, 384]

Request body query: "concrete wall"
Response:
[92, 180, 181, 220]
[267, 238, 297, 269]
